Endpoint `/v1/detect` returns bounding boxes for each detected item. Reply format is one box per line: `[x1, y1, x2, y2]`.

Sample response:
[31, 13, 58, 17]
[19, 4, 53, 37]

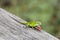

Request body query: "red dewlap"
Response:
[35, 26, 41, 31]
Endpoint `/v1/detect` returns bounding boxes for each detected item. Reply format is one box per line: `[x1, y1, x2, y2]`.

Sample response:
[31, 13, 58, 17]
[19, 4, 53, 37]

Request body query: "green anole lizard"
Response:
[20, 21, 41, 31]
[10, 16, 41, 31]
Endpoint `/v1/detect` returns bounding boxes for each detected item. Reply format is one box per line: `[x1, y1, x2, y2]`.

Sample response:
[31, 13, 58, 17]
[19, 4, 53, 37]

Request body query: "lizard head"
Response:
[34, 22, 42, 31]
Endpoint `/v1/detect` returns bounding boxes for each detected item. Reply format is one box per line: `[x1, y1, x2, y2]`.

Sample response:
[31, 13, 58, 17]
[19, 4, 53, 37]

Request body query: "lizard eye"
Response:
[37, 21, 42, 25]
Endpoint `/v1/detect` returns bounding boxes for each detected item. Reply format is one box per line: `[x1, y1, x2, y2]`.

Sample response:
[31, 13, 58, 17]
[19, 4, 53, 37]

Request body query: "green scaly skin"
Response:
[20, 22, 41, 29]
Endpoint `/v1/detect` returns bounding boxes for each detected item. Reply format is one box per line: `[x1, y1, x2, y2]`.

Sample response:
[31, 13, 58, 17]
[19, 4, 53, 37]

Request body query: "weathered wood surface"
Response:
[0, 8, 59, 40]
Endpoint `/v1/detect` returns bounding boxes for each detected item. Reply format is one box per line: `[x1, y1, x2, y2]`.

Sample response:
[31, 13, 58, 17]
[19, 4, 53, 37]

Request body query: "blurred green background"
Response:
[0, 0, 60, 38]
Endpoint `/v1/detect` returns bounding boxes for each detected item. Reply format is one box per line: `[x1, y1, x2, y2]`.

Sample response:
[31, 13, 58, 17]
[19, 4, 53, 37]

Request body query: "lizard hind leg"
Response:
[31, 26, 35, 29]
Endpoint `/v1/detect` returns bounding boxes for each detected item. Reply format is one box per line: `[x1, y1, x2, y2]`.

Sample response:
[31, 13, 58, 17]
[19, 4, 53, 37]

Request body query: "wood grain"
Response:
[0, 8, 59, 40]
